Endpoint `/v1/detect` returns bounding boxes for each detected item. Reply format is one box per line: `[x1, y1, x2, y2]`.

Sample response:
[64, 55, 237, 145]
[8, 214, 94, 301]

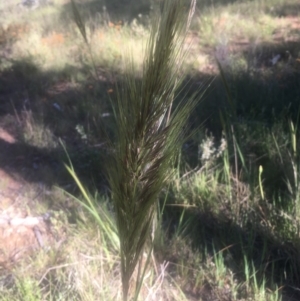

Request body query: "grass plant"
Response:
[71, 0, 199, 300]
[99, 0, 198, 299]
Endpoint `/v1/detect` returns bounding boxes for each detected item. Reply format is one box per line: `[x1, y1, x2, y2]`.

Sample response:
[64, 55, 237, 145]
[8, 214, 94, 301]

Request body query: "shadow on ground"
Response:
[57, 0, 300, 25]
[58, 0, 152, 25]
[270, 3, 300, 17]
[0, 56, 113, 193]
[0, 20, 299, 191]
[162, 204, 300, 301]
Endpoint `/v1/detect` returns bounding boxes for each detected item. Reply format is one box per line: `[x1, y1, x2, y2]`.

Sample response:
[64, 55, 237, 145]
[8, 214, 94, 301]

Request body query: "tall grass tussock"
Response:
[107, 1, 198, 299]
[71, 0, 198, 300]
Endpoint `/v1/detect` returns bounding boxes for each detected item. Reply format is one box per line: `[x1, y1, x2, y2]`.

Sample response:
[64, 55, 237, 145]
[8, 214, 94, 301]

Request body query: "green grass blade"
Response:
[71, 0, 88, 45]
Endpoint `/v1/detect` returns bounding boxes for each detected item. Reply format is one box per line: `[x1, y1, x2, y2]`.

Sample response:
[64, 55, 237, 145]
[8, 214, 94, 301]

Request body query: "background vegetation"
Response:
[0, 0, 300, 300]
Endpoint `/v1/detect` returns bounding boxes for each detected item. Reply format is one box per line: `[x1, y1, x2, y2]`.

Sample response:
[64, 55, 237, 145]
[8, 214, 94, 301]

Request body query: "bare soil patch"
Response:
[0, 128, 60, 269]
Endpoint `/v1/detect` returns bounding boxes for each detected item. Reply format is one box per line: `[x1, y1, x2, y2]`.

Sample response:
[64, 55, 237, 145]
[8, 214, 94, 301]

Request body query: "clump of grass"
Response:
[195, 0, 280, 49]
[20, 109, 58, 149]
[105, 0, 198, 299]
[71, 0, 198, 300]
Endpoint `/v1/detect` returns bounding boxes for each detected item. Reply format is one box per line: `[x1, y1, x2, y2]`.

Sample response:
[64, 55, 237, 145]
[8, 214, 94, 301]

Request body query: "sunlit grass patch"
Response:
[12, 29, 74, 71]
[198, 10, 278, 48]
[1, 0, 298, 77]
[89, 24, 148, 73]
[8, 20, 147, 75]
[19, 110, 59, 149]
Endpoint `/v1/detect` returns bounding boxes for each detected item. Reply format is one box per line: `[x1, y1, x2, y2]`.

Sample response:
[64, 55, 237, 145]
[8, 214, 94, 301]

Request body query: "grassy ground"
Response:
[0, 0, 300, 300]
